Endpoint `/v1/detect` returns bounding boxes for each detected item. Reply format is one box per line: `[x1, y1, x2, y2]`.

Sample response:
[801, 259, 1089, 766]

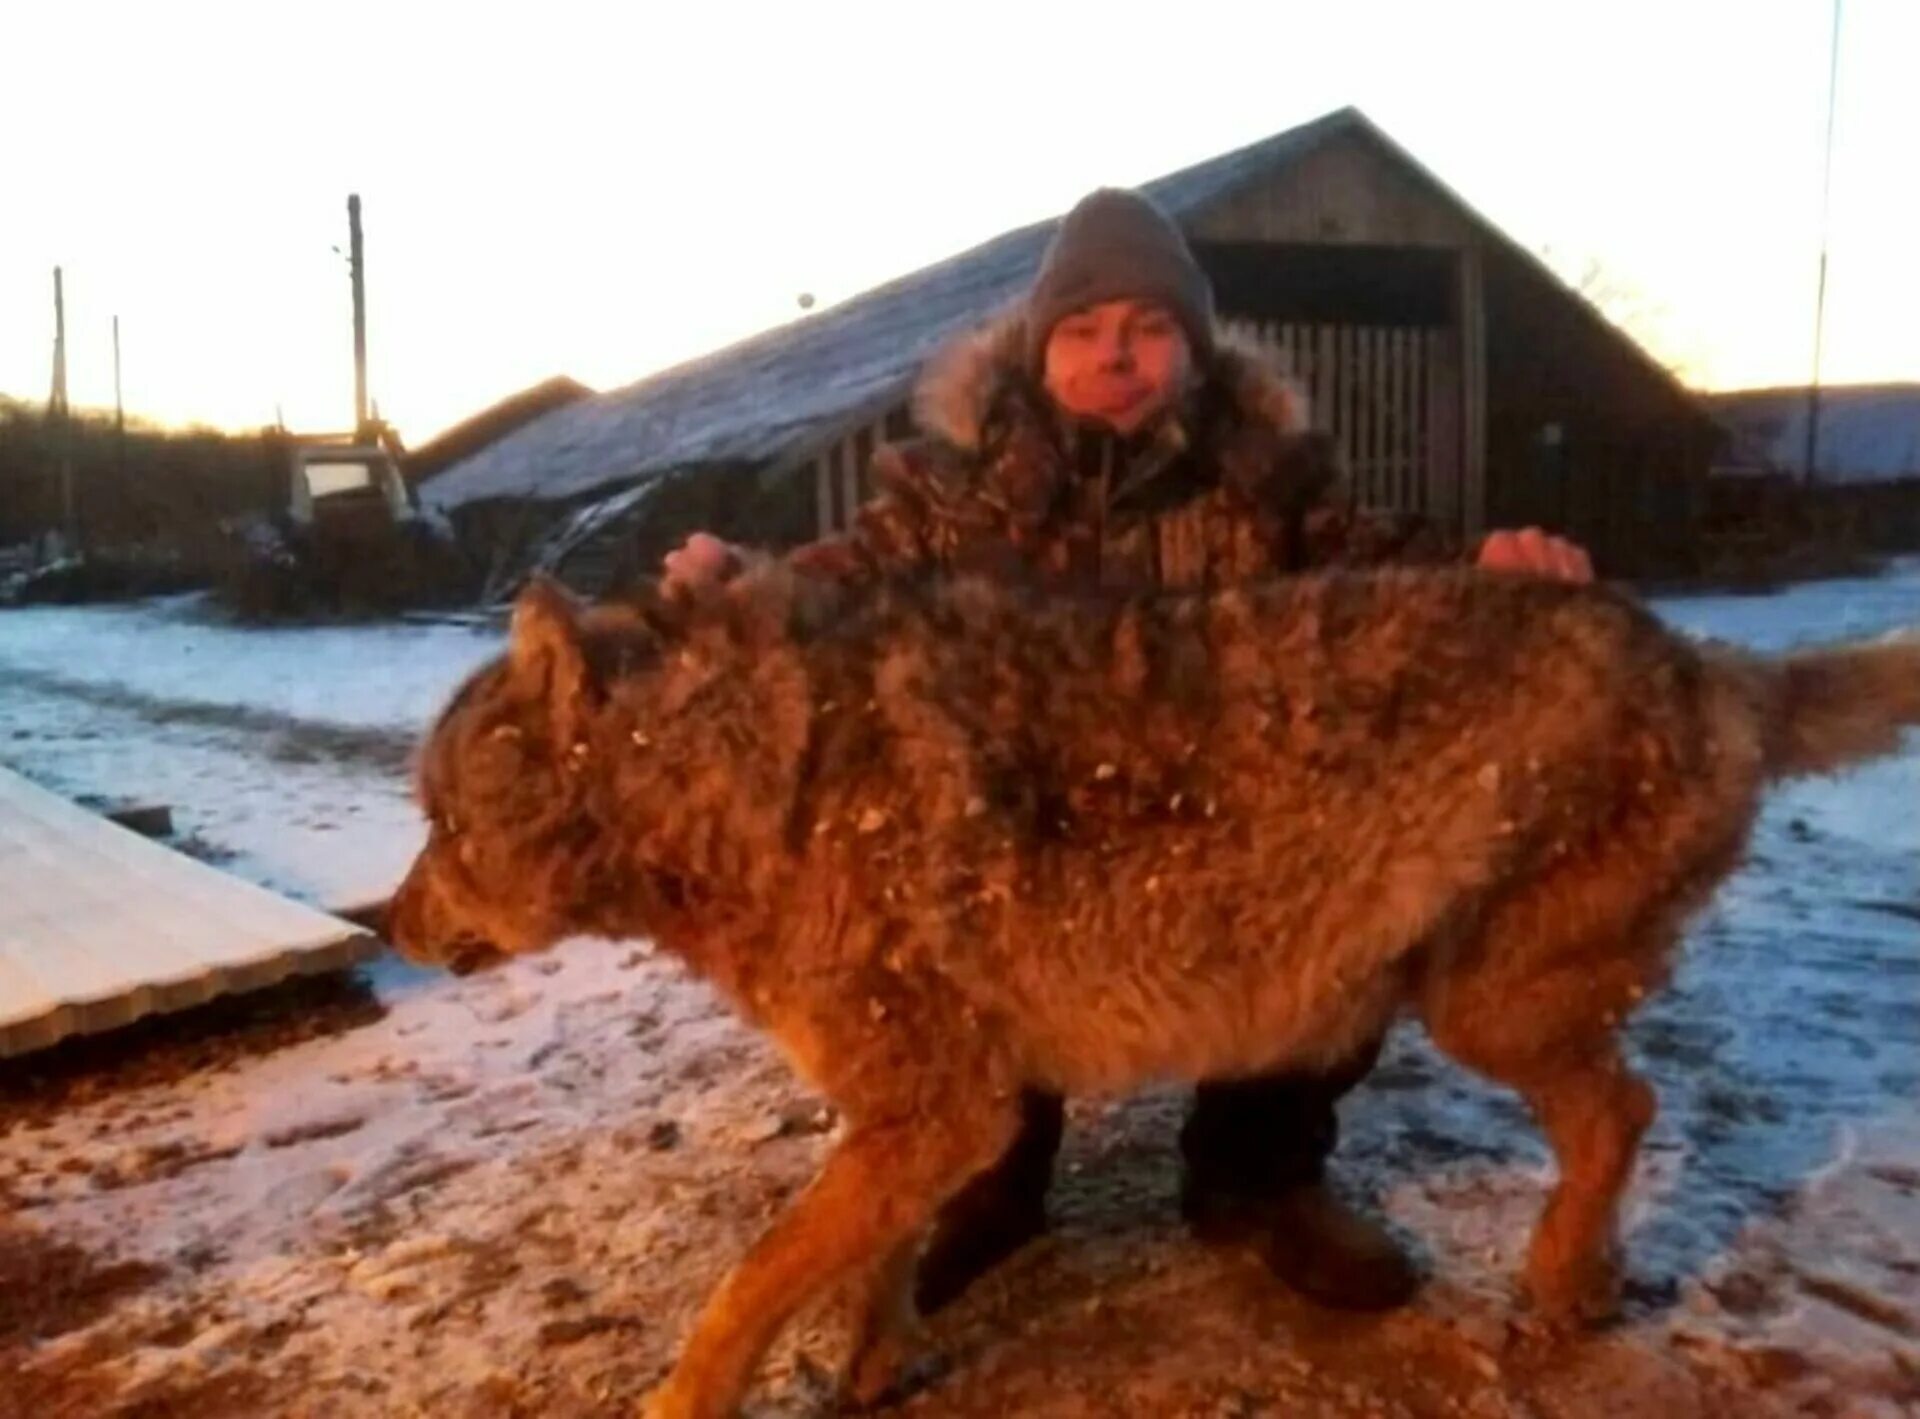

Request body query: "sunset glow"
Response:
[3, 0, 1914, 445]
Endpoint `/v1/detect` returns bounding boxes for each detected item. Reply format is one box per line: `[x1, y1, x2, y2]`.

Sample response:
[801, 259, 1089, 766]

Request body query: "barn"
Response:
[422, 106, 1718, 595]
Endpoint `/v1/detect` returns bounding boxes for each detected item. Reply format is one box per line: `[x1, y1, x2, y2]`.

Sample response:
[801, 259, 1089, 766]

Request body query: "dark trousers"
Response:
[1179, 1040, 1383, 1201]
[933, 1040, 1386, 1274]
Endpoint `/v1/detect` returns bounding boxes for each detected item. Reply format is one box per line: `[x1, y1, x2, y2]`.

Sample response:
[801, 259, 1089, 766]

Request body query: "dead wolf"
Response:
[389, 564, 1920, 1419]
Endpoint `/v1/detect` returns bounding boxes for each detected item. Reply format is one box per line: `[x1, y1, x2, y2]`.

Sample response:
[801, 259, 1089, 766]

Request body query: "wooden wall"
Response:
[808, 406, 915, 534]
[740, 126, 1711, 575]
[1220, 319, 1459, 528]
[1188, 129, 1479, 250]
[1191, 136, 1491, 541]
[1479, 245, 1713, 576]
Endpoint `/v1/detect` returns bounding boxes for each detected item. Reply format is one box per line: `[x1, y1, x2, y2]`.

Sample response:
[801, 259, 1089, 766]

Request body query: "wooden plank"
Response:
[814, 454, 834, 539]
[1290, 324, 1310, 419]
[1345, 327, 1363, 497]
[1426, 328, 1461, 534]
[1414, 329, 1429, 512]
[1378, 328, 1395, 510]
[1364, 327, 1382, 509]
[870, 419, 890, 500]
[1382, 327, 1397, 510]
[1393, 327, 1409, 510]
[1350, 328, 1370, 506]
[1355, 328, 1371, 503]
[1392, 328, 1411, 512]
[1314, 326, 1337, 445]
[1339, 327, 1359, 497]
[1187, 131, 1481, 249]
[1413, 329, 1432, 514]
[1409, 328, 1426, 513]
[0, 767, 374, 1058]
[1420, 329, 1442, 529]
[839, 437, 861, 530]
[1339, 328, 1357, 502]
[1374, 327, 1391, 509]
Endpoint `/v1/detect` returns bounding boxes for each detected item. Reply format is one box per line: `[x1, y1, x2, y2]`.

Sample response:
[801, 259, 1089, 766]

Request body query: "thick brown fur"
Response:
[389, 567, 1920, 1419]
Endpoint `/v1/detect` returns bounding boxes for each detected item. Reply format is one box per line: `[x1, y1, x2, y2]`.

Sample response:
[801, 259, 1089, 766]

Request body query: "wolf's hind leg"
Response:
[1420, 884, 1672, 1324]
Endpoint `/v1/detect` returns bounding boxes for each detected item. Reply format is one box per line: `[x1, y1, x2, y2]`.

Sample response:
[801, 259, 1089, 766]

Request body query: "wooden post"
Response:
[1426, 328, 1462, 536]
[1458, 246, 1488, 542]
[1804, 0, 1844, 487]
[1405, 329, 1419, 512]
[51, 267, 77, 552]
[348, 194, 369, 436]
[838, 435, 860, 525]
[1357, 328, 1376, 506]
[814, 454, 834, 538]
[113, 315, 126, 485]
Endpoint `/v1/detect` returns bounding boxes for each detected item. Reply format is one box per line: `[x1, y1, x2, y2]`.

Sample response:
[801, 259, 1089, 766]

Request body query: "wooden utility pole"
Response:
[113, 315, 127, 483]
[348, 193, 369, 435]
[1804, 0, 1844, 487]
[50, 266, 77, 551]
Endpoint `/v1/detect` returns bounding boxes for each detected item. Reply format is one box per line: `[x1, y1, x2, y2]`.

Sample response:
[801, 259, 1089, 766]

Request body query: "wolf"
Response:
[389, 564, 1920, 1419]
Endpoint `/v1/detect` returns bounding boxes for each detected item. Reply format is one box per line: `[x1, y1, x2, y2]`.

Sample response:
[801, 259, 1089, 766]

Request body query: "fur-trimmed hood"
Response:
[910, 311, 1312, 455]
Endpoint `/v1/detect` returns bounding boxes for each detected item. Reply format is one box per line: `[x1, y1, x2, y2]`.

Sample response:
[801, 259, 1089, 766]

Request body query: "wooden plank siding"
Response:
[1222, 319, 1453, 524]
[1459, 245, 1489, 543]
[807, 325, 1466, 541]
[810, 407, 914, 535]
[1186, 128, 1479, 251]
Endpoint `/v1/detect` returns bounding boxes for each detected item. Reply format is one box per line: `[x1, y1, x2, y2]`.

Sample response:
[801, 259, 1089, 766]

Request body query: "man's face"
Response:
[1041, 298, 1194, 436]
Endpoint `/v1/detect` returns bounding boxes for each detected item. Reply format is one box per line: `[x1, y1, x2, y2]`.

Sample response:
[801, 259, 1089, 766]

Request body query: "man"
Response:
[664, 187, 1590, 1314]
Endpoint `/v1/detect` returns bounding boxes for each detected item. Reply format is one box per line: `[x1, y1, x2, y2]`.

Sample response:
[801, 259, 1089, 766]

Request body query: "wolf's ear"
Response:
[510, 577, 594, 731]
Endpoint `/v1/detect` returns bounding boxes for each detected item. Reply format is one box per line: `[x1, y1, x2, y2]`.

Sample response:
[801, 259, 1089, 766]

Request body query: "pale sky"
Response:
[3, 1, 1914, 443]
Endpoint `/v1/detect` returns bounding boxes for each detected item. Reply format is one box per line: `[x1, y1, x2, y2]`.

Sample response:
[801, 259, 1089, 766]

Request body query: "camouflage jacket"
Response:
[791, 315, 1444, 592]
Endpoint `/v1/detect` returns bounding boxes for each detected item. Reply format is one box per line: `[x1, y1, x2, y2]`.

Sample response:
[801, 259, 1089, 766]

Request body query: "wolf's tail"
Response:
[1760, 629, 1920, 778]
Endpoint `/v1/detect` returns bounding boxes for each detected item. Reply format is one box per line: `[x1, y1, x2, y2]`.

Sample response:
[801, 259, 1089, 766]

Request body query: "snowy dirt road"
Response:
[0, 570, 1916, 1418]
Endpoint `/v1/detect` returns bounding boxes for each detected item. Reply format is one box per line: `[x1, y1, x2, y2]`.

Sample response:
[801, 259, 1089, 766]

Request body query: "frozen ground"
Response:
[0, 600, 499, 911]
[0, 566, 1916, 1418]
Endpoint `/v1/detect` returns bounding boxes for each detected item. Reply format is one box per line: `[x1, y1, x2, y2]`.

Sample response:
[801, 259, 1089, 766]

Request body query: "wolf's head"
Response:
[388, 572, 816, 972]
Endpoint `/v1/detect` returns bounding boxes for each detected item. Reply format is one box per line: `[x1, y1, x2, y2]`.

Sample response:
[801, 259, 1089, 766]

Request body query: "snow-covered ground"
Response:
[0, 567, 1916, 1419]
[0, 600, 499, 911]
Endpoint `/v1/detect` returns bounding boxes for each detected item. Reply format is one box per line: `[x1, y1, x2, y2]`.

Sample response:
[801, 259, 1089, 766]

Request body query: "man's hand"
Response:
[660, 532, 743, 593]
[1476, 526, 1593, 583]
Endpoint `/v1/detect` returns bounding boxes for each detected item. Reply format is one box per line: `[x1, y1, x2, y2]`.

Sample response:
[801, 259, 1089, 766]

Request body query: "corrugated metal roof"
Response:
[0, 767, 376, 1058]
[1709, 386, 1920, 485]
[422, 109, 1355, 512]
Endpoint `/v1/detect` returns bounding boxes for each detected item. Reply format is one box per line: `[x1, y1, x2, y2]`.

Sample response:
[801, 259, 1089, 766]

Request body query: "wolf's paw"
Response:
[1523, 1249, 1622, 1330]
[837, 1342, 951, 1412]
[637, 1375, 707, 1419]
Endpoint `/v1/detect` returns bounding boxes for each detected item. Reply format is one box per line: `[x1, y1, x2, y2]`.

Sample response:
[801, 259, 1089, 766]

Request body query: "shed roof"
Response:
[425, 107, 1698, 512]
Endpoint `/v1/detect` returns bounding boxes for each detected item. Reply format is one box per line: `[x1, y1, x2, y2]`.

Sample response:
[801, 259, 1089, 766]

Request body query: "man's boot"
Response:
[914, 1090, 1064, 1314]
[1183, 1174, 1420, 1311]
[1180, 1064, 1420, 1312]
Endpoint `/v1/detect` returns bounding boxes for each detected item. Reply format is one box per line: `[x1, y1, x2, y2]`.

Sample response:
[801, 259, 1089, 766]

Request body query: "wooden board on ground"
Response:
[0, 766, 377, 1060]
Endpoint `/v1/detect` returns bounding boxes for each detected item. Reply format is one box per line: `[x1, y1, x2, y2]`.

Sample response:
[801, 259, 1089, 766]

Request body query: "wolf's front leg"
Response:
[840, 1236, 930, 1407]
[643, 1102, 1019, 1419]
